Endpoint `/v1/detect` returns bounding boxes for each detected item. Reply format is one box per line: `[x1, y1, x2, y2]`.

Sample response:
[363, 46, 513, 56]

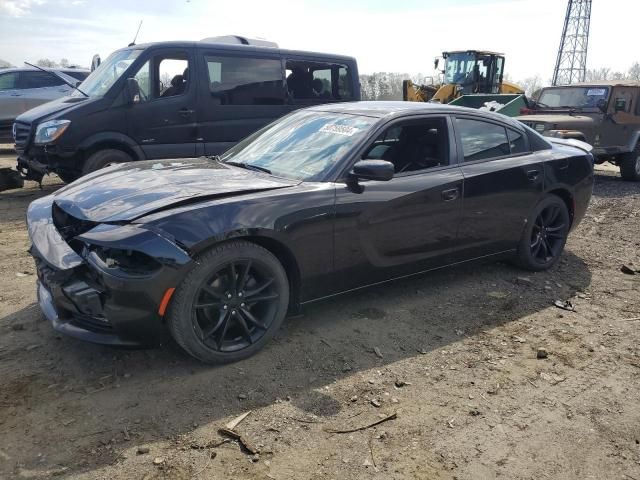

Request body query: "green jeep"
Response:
[516, 81, 640, 181]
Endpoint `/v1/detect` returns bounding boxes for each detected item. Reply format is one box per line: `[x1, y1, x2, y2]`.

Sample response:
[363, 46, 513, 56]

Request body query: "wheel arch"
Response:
[77, 132, 145, 164]
[546, 187, 575, 227]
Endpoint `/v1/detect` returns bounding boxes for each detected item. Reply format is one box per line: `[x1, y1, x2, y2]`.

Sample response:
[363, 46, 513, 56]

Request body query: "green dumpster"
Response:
[448, 94, 528, 117]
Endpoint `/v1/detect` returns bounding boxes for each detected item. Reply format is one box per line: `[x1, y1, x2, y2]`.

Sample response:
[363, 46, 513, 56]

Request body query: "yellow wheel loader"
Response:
[403, 50, 527, 116]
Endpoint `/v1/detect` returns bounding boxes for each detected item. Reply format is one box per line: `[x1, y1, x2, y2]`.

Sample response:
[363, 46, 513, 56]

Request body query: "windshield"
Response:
[538, 86, 610, 109]
[444, 52, 477, 85]
[72, 49, 142, 97]
[221, 110, 377, 181]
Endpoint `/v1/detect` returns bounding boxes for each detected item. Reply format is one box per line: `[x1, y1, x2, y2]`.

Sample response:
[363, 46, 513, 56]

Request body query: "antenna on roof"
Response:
[128, 20, 143, 47]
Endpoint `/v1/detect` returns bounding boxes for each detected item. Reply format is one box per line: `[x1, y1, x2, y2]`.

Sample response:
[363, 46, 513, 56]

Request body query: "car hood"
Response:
[15, 95, 93, 124]
[516, 114, 596, 128]
[51, 157, 299, 223]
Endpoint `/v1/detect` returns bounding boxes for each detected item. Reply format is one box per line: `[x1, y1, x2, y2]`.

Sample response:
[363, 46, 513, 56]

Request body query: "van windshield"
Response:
[72, 49, 142, 98]
[221, 110, 377, 181]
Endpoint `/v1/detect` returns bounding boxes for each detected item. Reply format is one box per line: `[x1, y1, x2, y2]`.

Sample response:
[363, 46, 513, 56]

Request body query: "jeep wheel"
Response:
[620, 144, 640, 182]
[82, 149, 132, 175]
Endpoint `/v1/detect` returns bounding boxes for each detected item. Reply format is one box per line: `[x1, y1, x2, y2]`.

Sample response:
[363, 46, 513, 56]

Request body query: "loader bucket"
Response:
[448, 94, 528, 117]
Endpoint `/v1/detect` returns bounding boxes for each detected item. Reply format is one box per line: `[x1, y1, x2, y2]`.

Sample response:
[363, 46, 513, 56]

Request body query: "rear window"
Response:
[63, 70, 89, 81]
[0, 72, 18, 90]
[204, 55, 285, 105]
[19, 71, 64, 89]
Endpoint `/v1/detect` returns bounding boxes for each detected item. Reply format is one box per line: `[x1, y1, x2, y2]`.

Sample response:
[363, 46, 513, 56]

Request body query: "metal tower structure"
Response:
[552, 0, 592, 85]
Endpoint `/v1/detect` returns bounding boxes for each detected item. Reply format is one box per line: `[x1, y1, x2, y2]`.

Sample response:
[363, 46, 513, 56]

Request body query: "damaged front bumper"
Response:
[28, 195, 192, 347]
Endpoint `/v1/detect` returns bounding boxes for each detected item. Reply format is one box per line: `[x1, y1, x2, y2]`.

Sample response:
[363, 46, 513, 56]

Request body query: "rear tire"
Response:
[619, 144, 640, 181]
[516, 195, 570, 271]
[82, 149, 132, 175]
[167, 240, 289, 364]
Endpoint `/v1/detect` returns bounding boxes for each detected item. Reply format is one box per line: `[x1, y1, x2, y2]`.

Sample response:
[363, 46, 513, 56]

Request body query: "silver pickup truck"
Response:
[0, 67, 89, 143]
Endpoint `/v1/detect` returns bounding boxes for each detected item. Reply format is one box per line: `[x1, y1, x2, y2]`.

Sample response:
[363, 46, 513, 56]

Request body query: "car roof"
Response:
[309, 101, 526, 128]
[117, 40, 356, 63]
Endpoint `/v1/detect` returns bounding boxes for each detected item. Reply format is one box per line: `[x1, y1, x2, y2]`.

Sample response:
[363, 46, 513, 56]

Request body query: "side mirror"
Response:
[350, 160, 394, 182]
[434, 58, 440, 70]
[596, 98, 608, 113]
[125, 77, 141, 105]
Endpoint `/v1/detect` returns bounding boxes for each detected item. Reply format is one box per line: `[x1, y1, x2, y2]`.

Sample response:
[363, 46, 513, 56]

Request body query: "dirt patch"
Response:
[0, 167, 639, 479]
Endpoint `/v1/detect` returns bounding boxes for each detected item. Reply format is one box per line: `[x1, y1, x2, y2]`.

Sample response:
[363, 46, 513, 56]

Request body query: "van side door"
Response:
[196, 49, 287, 155]
[283, 56, 357, 113]
[126, 48, 198, 159]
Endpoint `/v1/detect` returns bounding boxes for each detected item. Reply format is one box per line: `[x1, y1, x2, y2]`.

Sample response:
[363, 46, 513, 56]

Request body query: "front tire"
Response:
[82, 149, 132, 175]
[167, 241, 289, 364]
[619, 144, 640, 181]
[516, 195, 570, 271]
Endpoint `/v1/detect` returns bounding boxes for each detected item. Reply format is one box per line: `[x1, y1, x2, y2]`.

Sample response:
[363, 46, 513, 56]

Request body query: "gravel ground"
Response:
[0, 161, 638, 480]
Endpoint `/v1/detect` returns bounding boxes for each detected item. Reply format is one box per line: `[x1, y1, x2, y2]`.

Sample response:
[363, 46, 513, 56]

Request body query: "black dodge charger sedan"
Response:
[27, 102, 594, 363]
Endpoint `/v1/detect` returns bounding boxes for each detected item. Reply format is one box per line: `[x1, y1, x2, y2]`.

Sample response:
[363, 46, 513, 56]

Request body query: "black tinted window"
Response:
[205, 55, 284, 105]
[286, 60, 354, 101]
[0, 72, 18, 90]
[507, 128, 528, 154]
[19, 71, 64, 89]
[63, 71, 89, 81]
[456, 118, 510, 162]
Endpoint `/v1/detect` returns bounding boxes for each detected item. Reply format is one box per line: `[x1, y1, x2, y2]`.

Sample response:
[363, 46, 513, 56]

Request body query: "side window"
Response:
[507, 128, 528, 154]
[286, 60, 354, 101]
[456, 118, 510, 162]
[635, 92, 640, 116]
[362, 117, 449, 174]
[0, 72, 19, 91]
[158, 56, 189, 98]
[204, 55, 284, 105]
[19, 71, 63, 89]
[132, 60, 151, 103]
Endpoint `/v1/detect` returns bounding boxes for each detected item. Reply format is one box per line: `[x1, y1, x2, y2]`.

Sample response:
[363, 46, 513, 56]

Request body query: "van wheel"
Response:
[82, 149, 132, 175]
[620, 144, 640, 181]
[167, 240, 289, 364]
[56, 170, 79, 184]
[516, 195, 570, 271]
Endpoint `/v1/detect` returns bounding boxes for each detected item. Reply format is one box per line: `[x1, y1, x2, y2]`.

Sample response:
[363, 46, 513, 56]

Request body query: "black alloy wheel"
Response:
[168, 241, 289, 364]
[529, 203, 567, 264]
[516, 195, 570, 271]
[192, 260, 279, 353]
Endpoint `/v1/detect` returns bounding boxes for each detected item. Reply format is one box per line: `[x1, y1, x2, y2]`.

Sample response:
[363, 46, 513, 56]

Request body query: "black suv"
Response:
[14, 36, 359, 183]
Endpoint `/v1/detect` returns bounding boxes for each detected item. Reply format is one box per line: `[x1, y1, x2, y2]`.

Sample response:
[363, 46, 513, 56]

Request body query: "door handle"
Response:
[179, 108, 195, 117]
[526, 169, 540, 181]
[10, 93, 21, 97]
[558, 159, 569, 170]
[441, 188, 459, 202]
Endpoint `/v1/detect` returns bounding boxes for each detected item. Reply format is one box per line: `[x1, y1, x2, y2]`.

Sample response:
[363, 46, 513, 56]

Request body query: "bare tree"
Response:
[0, 59, 12, 69]
[628, 62, 640, 81]
[36, 58, 58, 68]
[59, 58, 70, 68]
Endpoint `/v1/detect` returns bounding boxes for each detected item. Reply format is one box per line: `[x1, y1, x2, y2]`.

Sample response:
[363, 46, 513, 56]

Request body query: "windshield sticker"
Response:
[587, 88, 607, 96]
[319, 124, 360, 136]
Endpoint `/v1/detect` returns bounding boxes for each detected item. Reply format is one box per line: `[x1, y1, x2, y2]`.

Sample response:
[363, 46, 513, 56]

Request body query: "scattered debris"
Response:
[370, 398, 381, 408]
[487, 290, 508, 299]
[137, 446, 150, 455]
[513, 335, 526, 343]
[620, 264, 638, 275]
[447, 418, 455, 428]
[373, 347, 383, 359]
[324, 412, 398, 434]
[217, 428, 259, 454]
[368, 437, 377, 469]
[153, 457, 164, 465]
[25, 344, 41, 351]
[225, 411, 251, 430]
[320, 339, 333, 348]
[515, 276, 533, 286]
[349, 395, 358, 402]
[237, 393, 248, 400]
[554, 300, 575, 312]
[620, 317, 640, 322]
[537, 347, 549, 359]
[394, 379, 411, 388]
[469, 409, 481, 416]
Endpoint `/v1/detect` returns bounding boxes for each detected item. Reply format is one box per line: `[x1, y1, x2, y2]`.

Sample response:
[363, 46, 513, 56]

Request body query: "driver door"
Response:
[126, 49, 198, 159]
[331, 115, 465, 294]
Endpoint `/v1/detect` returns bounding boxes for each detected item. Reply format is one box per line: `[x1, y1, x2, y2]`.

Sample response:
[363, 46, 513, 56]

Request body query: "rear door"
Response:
[453, 115, 544, 256]
[196, 49, 287, 155]
[18, 71, 70, 110]
[332, 114, 465, 293]
[0, 71, 22, 124]
[126, 48, 198, 159]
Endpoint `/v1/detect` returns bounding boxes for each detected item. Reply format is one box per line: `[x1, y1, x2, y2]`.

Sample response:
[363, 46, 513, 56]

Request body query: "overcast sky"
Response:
[0, 0, 638, 82]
